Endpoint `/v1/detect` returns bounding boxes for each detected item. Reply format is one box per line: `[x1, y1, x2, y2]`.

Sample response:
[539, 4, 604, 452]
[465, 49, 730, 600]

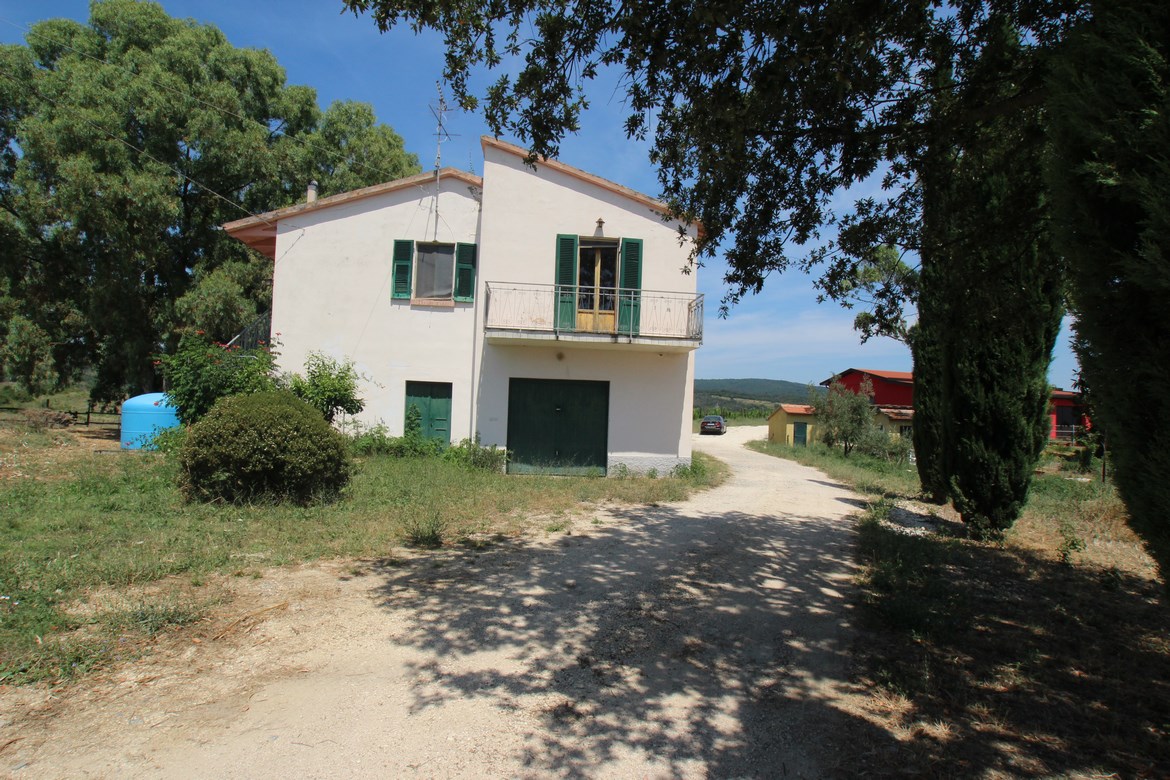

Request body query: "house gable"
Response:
[477, 137, 697, 293]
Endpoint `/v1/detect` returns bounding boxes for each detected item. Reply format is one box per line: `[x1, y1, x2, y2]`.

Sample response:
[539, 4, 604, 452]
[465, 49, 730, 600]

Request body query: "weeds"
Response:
[1056, 518, 1087, 564]
[104, 601, 204, 636]
[401, 511, 446, 548]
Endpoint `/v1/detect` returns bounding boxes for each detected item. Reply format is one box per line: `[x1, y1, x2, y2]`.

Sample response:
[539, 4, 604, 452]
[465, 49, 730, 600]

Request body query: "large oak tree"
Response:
[0, 0, 420, 400]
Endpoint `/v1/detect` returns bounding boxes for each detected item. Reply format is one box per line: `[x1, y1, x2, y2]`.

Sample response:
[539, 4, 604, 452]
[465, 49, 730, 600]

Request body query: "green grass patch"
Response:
[747, 439, 920, 497]
[0, 429, 723, 683]
[102, 600, 206, 637]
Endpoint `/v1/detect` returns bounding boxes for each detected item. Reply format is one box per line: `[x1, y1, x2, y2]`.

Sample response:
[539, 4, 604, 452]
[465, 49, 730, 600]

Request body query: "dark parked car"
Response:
[700, 415, 727, 435]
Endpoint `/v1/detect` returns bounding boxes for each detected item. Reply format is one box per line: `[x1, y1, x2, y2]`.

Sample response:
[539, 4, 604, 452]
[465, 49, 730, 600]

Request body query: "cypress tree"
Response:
[914, 21, 1064, 533]
[943, 132, 1063, 533]
[1047, 0, 1170, 577]
[912, 159, 955, 504]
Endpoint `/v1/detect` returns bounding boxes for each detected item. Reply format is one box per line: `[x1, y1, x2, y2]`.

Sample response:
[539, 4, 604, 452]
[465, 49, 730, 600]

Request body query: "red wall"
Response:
[835, 372, 914, 406]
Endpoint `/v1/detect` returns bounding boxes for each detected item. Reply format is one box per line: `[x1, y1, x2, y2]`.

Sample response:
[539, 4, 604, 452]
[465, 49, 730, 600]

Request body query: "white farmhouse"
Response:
[224, 137, 703, 475]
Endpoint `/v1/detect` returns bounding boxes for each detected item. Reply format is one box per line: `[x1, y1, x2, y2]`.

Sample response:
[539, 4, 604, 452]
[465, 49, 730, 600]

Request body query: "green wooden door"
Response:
[405, 381, 452, 444]
[793, 421, 807, 446]
[507, 378, 609, 475]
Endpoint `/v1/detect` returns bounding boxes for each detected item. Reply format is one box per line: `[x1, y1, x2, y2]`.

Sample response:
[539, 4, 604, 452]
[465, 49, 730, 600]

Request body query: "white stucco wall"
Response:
[270, 177, 482, 436]
[473, 142, 698, 471]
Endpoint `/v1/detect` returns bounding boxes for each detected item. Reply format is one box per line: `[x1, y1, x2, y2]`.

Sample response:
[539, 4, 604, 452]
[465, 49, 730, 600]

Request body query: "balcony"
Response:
[484, 282, 703, 351]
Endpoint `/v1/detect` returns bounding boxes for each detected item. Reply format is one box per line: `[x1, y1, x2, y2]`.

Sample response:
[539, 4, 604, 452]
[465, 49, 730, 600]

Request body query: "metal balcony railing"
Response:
[484, 282, 704, 342]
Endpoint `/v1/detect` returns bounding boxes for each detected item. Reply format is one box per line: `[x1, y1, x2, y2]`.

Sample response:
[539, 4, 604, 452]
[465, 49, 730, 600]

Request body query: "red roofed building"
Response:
[1050, 389, 1090, 441]
[821, 368, 914, 407]
[820, 368, 1088, 441]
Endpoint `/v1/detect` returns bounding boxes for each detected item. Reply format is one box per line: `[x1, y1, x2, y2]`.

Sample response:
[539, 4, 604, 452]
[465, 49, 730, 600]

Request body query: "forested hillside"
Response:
[693, 378, 824, 418]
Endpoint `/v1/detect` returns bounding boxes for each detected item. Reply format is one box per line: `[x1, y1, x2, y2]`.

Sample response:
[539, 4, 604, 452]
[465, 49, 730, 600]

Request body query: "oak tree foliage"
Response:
[345, 0, 1081, 317]
[0, 0, 419, 401]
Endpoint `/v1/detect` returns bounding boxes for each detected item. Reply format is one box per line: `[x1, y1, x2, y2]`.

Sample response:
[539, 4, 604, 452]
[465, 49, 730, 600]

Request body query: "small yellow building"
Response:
[873, 406, 914, 437]
[768, 403, 818, 446]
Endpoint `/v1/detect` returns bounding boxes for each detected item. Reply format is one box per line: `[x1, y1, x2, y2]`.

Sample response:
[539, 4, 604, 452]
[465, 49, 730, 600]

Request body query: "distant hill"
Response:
[695, 378, 823, 404]
[693, 378, 825, 417]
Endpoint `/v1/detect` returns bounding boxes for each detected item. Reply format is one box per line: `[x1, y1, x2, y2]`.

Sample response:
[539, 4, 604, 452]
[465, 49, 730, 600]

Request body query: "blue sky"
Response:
[0, 0, 1079, 388]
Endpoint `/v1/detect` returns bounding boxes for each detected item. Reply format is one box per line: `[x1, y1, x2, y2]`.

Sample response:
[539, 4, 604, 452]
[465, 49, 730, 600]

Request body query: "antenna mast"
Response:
[429, 82, 456, 234]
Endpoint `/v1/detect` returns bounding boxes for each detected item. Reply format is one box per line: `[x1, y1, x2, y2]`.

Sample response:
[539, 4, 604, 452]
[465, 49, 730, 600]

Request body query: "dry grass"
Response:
[755, 442, 1170, 777]
[849, 515, 1170, 777]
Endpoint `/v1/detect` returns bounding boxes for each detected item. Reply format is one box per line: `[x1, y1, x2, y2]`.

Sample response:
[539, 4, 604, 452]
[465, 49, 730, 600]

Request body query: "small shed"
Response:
[768, 403, 817, 446]
[874, 406, 915, 437]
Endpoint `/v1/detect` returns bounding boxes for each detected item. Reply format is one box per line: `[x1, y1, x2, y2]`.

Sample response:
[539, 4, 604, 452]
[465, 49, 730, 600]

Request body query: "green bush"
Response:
[442, 436, 508, 472]
[288, 352, 364, 423]
[0, 383, 32, 405]
[346, 420, 445, 459]
[159, 334, 278, 424]
[670, 456, 709, 481]
[178, 391, 352, 505]
[1, 315, 57, 396]
[855, 428, 914, 464]
[349, 422, 395, 456]
[148, 425, 188, 455]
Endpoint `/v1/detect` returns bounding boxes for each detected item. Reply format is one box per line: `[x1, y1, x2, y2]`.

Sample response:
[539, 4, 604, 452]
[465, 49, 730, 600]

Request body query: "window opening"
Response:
[415, 243, 455, 299]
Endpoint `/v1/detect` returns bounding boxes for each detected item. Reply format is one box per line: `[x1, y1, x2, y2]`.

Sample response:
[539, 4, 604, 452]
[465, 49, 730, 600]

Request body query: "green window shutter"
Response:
[619, 238, 643, 290]
[392, 239, 414, 299]
[556, 234, 578, 286]
[618, 238, 643, 335]
[454, 243, 477, 302]
[555, 234, 578, 330]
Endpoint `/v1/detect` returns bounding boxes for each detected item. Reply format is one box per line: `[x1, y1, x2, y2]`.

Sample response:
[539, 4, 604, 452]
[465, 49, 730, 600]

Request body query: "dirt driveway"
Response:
[3, 426, 873, 778]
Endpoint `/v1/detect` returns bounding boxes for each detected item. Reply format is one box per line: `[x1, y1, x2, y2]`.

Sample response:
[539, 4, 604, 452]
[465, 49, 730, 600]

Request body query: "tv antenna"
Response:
[430, 82, 459, 230]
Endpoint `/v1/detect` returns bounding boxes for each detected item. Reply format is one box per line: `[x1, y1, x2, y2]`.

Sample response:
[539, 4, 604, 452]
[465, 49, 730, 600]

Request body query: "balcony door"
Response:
[576, 239, 618, 333]
[555, 234, 642, 335]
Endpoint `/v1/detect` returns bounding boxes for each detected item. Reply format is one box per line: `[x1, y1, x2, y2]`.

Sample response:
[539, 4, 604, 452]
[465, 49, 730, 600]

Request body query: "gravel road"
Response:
[4, 425, 869, 778]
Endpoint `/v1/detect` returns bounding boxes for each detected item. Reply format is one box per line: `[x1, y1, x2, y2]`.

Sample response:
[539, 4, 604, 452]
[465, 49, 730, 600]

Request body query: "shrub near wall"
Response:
[178, 391, 352, 505]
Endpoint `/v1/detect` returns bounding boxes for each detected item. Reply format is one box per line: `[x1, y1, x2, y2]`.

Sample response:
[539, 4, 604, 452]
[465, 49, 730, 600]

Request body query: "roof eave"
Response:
[222, 168, 484, 260]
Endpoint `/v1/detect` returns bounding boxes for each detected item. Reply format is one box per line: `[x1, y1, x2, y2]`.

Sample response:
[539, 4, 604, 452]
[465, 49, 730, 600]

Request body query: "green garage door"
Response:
[405, 381, 452, 444]
[507, 378, 609, 475]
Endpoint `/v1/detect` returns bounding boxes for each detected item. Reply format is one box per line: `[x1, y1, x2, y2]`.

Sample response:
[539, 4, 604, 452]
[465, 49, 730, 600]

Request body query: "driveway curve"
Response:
[4, 426, 870, 779]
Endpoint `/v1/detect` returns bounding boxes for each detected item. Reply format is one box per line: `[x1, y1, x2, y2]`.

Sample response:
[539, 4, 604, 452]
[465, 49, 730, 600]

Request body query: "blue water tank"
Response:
[120, 392, 181, 450]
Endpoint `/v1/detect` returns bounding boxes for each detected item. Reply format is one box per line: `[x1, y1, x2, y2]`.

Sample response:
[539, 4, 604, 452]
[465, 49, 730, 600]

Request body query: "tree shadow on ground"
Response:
[853, 518, 1170, 777]
[364, 503, 899, 777]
